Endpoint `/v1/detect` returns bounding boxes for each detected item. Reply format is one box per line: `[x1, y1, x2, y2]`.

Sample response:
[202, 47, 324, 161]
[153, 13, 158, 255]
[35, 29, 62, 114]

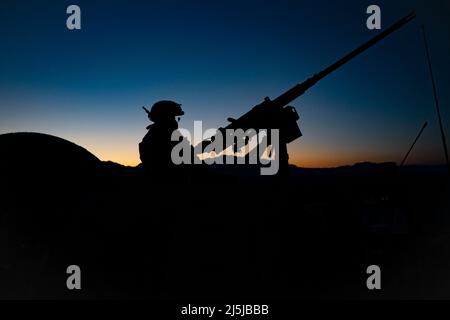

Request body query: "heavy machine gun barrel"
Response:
[271, 11, 416, 108]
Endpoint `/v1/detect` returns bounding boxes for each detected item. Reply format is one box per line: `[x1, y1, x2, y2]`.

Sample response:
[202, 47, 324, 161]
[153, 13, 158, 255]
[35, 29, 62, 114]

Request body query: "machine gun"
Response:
[201, 12, 416, 174]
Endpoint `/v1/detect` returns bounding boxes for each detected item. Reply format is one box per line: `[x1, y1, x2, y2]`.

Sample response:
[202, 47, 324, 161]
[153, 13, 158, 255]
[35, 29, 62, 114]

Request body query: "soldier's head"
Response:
[148, 100, 184, 126]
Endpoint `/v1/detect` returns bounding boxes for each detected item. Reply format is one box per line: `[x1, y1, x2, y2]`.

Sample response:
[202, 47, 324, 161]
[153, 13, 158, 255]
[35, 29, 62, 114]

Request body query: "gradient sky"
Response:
[1, 0, 449, 167]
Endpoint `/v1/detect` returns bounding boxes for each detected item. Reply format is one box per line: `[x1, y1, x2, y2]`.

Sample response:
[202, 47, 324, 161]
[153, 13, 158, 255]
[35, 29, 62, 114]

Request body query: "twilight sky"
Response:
[0, 0, 449, 167]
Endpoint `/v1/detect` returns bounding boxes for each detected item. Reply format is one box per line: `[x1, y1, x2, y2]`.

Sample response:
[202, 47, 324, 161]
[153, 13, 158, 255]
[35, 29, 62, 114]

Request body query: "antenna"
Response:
[421, 25, 450, 173]
[400, 121, 428, 167]
[142, 106, 151, 115]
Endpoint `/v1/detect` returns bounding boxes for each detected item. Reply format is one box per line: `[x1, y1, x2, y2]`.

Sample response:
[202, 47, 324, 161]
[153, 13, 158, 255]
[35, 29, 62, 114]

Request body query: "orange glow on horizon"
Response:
[82, 137, 441, 169]
[89, 148, 391, 169]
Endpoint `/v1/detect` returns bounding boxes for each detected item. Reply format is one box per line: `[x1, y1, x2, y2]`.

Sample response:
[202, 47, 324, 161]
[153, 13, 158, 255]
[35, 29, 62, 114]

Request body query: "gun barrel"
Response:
[272, 11, 416, 107]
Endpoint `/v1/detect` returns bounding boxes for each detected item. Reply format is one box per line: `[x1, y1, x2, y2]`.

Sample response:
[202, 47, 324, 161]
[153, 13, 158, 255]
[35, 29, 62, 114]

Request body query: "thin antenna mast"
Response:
[421, 25, 450, 172]
[401, 121, 428, 166]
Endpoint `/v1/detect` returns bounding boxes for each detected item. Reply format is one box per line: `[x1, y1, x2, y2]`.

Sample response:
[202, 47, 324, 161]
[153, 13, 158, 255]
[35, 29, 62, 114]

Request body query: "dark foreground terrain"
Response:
[1, 132, 449, 299]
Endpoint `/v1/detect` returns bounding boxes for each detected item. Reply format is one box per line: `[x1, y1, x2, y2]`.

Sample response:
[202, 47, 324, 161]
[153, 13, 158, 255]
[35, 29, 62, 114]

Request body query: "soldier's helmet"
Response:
[148, 100, 184, 123]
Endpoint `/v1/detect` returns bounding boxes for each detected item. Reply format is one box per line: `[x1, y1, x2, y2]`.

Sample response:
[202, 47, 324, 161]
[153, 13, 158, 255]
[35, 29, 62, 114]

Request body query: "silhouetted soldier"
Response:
[139, 100, 186, 177]
[137, 100, 187, 295]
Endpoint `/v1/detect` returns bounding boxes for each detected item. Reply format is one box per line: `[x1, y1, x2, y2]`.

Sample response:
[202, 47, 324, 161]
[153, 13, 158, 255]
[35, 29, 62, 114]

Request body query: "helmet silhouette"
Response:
[148, 100, 184, 123]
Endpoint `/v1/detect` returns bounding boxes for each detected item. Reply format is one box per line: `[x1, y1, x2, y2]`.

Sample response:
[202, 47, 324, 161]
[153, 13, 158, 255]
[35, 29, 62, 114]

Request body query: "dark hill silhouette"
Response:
[0, 133, 107, 298]
[0, 132, 102, 196]
[0, 131, 100, 170]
